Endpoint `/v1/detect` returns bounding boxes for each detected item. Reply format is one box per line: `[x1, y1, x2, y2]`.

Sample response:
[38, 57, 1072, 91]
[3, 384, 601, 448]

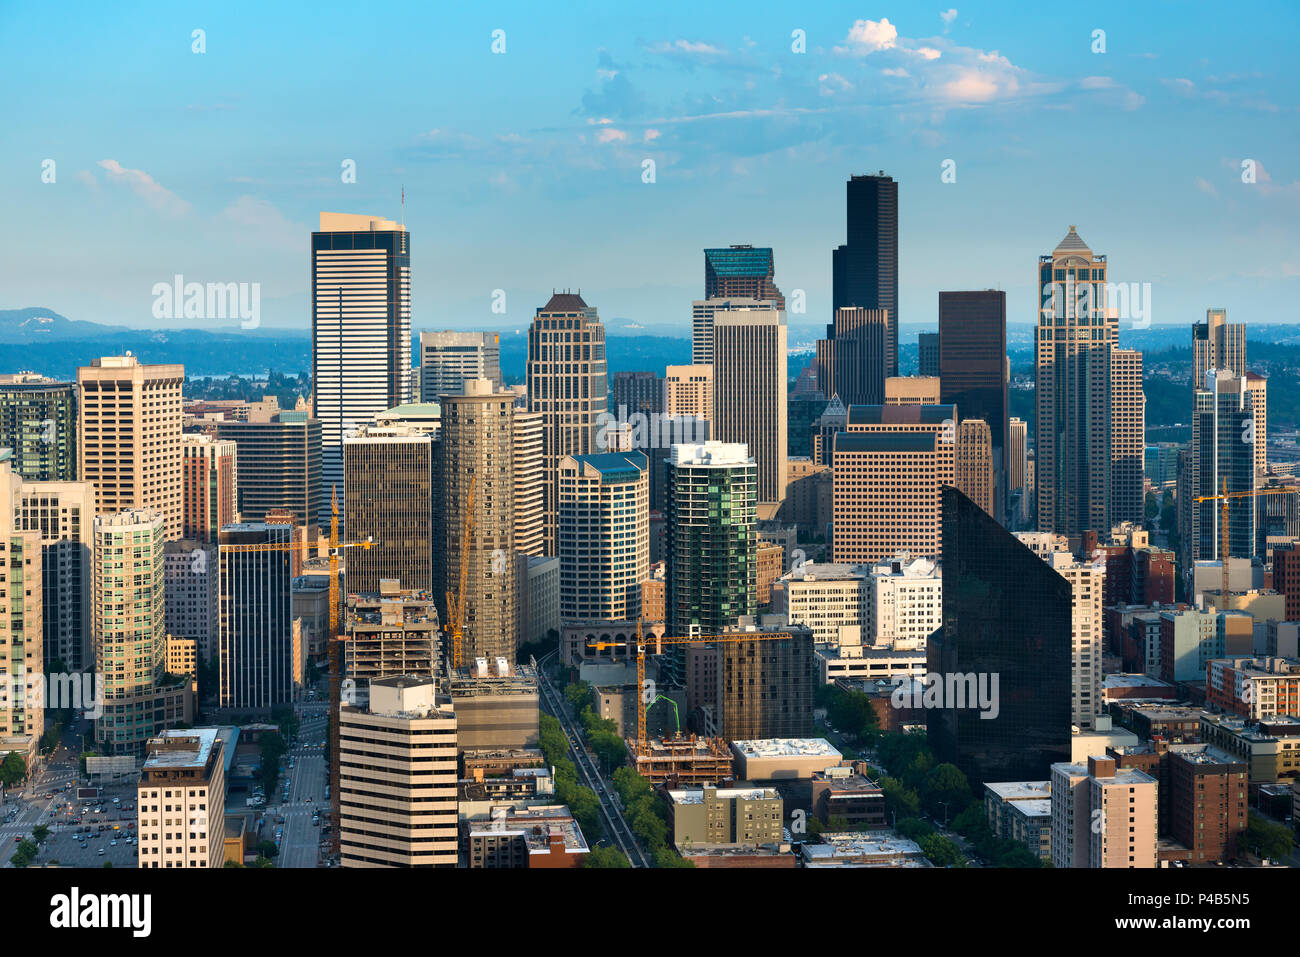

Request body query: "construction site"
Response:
[630, 734, 736, 786]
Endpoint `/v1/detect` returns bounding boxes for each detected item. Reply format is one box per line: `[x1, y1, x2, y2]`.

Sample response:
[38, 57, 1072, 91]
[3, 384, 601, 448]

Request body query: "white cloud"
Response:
[1195, 177, 1218, 198]
[940, 9, 958, 27]
[646, 39, 727, 56]
[845, 18, 898, 54]
[881, 67, 910, 78]
[643, 129, 661, 142]
[819, 72, 854, 96]
[597, 127, 628, 144]
[97, 159, 190, 216]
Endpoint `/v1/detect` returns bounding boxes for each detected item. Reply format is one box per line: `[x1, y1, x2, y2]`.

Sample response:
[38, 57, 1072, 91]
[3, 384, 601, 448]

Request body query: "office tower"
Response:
[939, 290, 1008, 521]
[1194, 371, 1257, 565]
[77, 355, 184, 540]
[833, 173, 899, 377]
[1050, 755, 1158, 868]
[665, 443, 757, 639]
[1192, 308, 1247, 386]
[917, 332, 940, 378]
[1008, 418, 1027, 494]
[164, 540, 219, 664]
[665, 365, 713, 424]
[419, 330, 501, 401]
[557, 452, 649, 623]
[343, 425, 434, 594]
[1110, 349, 1145, 527]
[1013, 540, 1105, 731]
[719, 624, 815, 740]
[526, 292, 608, 554]
[438, 379, 517, 662]
[344, 583, 439, 684]
[692, 297, 778, 370]
[811, 396, 848, 467]
[219, 523, 293, 710]
[216, 410, 321, 523]
[1244, 372, 1267, 477]
[831, 404, 955, 563]
[339, 675, 457, 868]
[929, 487, 1072, 784]
[182, 434, 237, 543]
[703, 245, 784, 308]
[93, 509, 174, 756]
[0, 376, 77, 481]
[816, 307, 891, 406]
[0, 451, 43, 745]
[137, 729, 226, 869]
[512, 409, 545, 558]
[1035, 226, 1116, 537]
[612, 371, 664, 417]
[10, 469, 95, 672]
[954, 419, 994, 517]
[884, 376, 940, 406]
[712, 300, 787, 508]
[312, 212, 411, 526]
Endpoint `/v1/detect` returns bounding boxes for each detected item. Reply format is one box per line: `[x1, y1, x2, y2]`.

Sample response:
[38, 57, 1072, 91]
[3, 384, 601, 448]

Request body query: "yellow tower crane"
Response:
[1193, 480, 1294, 601]
[445, 474, 476, 671]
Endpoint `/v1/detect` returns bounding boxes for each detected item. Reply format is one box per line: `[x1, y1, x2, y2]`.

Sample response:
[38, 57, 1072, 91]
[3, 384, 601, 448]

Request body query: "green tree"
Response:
[895, 817, 935, 842]
[879, 776, 921, 821]
[32, 824, 50, 843]
[256, 840, 279, 859]
[653, 847, 695, 868]
[11, 839, 37, 868]
[920, 833, 964, 867]
[0, 752, 26, 787]
[923, 763, 971, 821]
[101, 861, 114, 869]
[582, 845, 631, 868]
[1243, 814, 1293, 861]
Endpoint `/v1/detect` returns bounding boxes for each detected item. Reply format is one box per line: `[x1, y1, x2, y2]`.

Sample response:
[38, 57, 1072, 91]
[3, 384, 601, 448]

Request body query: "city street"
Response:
[263, 701, 329, 868]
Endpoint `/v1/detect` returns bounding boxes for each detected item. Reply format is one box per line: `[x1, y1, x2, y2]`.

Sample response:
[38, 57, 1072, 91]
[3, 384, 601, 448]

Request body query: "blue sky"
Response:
[3, 1, 1297, 343]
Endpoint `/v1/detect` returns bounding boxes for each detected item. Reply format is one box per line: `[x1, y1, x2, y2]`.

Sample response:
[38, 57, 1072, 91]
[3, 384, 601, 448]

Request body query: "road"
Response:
[536, 652, 651, 868]
[268, 702, 329, 868]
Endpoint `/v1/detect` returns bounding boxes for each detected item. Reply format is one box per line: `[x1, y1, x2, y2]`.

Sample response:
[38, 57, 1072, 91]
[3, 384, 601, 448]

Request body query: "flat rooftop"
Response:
[667, 787, 775, 805]
[143, 728, 220, 771]
[732, 738, 841, 759]
[984, 780, 1050, 801]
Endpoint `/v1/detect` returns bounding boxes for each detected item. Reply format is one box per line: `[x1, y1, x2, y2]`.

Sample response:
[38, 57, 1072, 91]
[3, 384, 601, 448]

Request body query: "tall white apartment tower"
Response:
[312, 212, 412, 527]
[419, 331, 502, 401]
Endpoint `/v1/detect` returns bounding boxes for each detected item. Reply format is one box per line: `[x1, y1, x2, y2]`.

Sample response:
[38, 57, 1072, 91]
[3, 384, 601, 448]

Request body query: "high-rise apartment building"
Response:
[136, 728, 226, 869]
[164, 540, 219, 664]
[1035, 227, 1116, 537]
[557, 452, 649, 623]
[1194, 371, 1257, 566]
[526, 292, 608, 554]
[939, 290, 1008, 521]
[419, 330, 501, 401]
[219, 523, 293, 710]
[438, 379, 516, 662]
[216, 410, 320, 524]
[1110, 349, 1145, 527]
[816, 307, 891, 406]
[665, 443, 757, 641]
[831, 405, 955, 563]
[77, 355, 184, 540]
[929, 487, 1072, 784]
[1244, 372, 1268, 477]
[719, 623, 815, 740]
[954, 418, 994, 517]
[1166, 744, 1248, 863]
[833, 173, 899, 378]
[512, 409, 545, 558]
[312, 212, 411, 526]
[0, 451, 43, 747]
[344, 426, 434, 594]
[182, 434, 237, 543]
[1050, 755, 1158, 868]
[339, 675, 458, 868]
[1192, 308, 1246, 386]
[664, 365, 713, 424]
[0, 376, 77, 481]
[711, 300, 787, 508]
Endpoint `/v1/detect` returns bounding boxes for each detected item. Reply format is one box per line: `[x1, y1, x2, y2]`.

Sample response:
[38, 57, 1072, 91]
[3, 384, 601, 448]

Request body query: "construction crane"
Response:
[1194, 480, 1294, 601]
[218, 486, 372, 856]
[444, 473, 475, 671]
[588, 620, 790, 757]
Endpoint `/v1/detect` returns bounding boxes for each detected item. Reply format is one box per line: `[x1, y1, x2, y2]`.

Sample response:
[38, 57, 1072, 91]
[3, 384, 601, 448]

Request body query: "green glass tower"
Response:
[0, 377, 77, 481]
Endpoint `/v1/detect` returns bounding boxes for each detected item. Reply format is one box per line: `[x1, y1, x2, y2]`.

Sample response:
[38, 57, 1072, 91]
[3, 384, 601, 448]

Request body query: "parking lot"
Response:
[18, 779, 141, 869]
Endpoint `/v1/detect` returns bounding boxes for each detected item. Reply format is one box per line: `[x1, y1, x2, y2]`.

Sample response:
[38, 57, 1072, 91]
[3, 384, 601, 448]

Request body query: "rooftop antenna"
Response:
[401, 185, 405, 229]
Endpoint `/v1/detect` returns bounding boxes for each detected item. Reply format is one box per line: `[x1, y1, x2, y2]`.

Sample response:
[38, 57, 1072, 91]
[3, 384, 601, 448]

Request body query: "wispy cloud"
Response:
[96, 159, 190, 216]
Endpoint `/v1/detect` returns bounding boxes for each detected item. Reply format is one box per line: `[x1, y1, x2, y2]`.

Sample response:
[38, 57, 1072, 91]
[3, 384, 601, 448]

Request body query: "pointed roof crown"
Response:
[1054, 225, 1091, 255]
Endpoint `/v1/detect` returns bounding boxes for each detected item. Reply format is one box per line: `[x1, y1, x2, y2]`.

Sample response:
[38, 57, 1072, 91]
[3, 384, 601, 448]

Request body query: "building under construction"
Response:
[344, 581, 441, 687]
[630, 734, 735, 787]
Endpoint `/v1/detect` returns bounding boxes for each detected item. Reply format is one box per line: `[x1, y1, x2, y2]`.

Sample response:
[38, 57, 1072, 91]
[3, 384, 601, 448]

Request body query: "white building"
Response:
[137, 728, 226, 869]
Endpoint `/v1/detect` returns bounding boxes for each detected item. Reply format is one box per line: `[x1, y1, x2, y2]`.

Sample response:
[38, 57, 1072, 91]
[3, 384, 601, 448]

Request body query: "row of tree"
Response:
[538, 713, 605, 844]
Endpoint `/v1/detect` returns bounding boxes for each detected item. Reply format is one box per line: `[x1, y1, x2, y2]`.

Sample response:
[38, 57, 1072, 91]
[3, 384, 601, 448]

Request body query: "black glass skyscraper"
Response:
[928, 486, 1071, 785]
[939, 290, 1009, 524]
[832, 173, 898, 377]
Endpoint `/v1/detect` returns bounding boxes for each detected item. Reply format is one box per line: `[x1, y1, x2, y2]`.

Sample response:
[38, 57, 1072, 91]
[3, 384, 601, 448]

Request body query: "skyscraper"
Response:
[704, 245, 784, 308]
[711, 300, 787, 509]
[343, 425, 434, 594]
[1035, 226, 1116, 537]
[164, 540, 219, 665]
[719, 625, 815, 740]
[1194, 371, 1257, 565]
[0, 375, 77, 481]
[1244, 372, 1268, 477]
[512, 409, 545, 558]
[954, 418, 994, 517]
[928, 486, 1072, 784]
[77, 355, 184, 540]
[664, 365, 713, 425]
[833, 173, 899, 378]
[216, 409, 321, 524]
[219, 522, 293, 710]
[558, 452, 649, 623]
[611, 371, 664, 417]
[312, 212, 411, 526]
[182, 434, 238, 543]
[917, 332, 940, 379]
[1110, 349, 1146, 527]
[1192, 308, 1246, 386]
[438, 379, 517, 663]
[526, 292, 608, 554]
[939, 290, 1008, 522]
[815, 307, 891, 406]
[419, 330, 502, 402]
[0, 451, 43, 747]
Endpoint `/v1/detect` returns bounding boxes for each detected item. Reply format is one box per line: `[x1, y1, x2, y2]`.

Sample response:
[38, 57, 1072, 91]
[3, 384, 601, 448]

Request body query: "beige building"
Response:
[339, 675, 458, 867]
[665, 364, 713, 424]
[1111, 349, 1145, 526]
[77, 355, 184, 540]
[884, 376, 940, 406]
[344, 582, 439, 685]
[512, 408, 545, 558]
[165, 636, 198, 677]
[756, 542, 784, 606]
[1245, 372, 1268, 477]
[666, 785, 784, 848]
[729, 738, 842, 781]
[1051, 755, 1157, 869]
[954, 418, 994, 516]
[711, 300, 788, 510]
[831, 405, 954, 563]
[0, 452, 43, 746]
[136, 728, 226, 869]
